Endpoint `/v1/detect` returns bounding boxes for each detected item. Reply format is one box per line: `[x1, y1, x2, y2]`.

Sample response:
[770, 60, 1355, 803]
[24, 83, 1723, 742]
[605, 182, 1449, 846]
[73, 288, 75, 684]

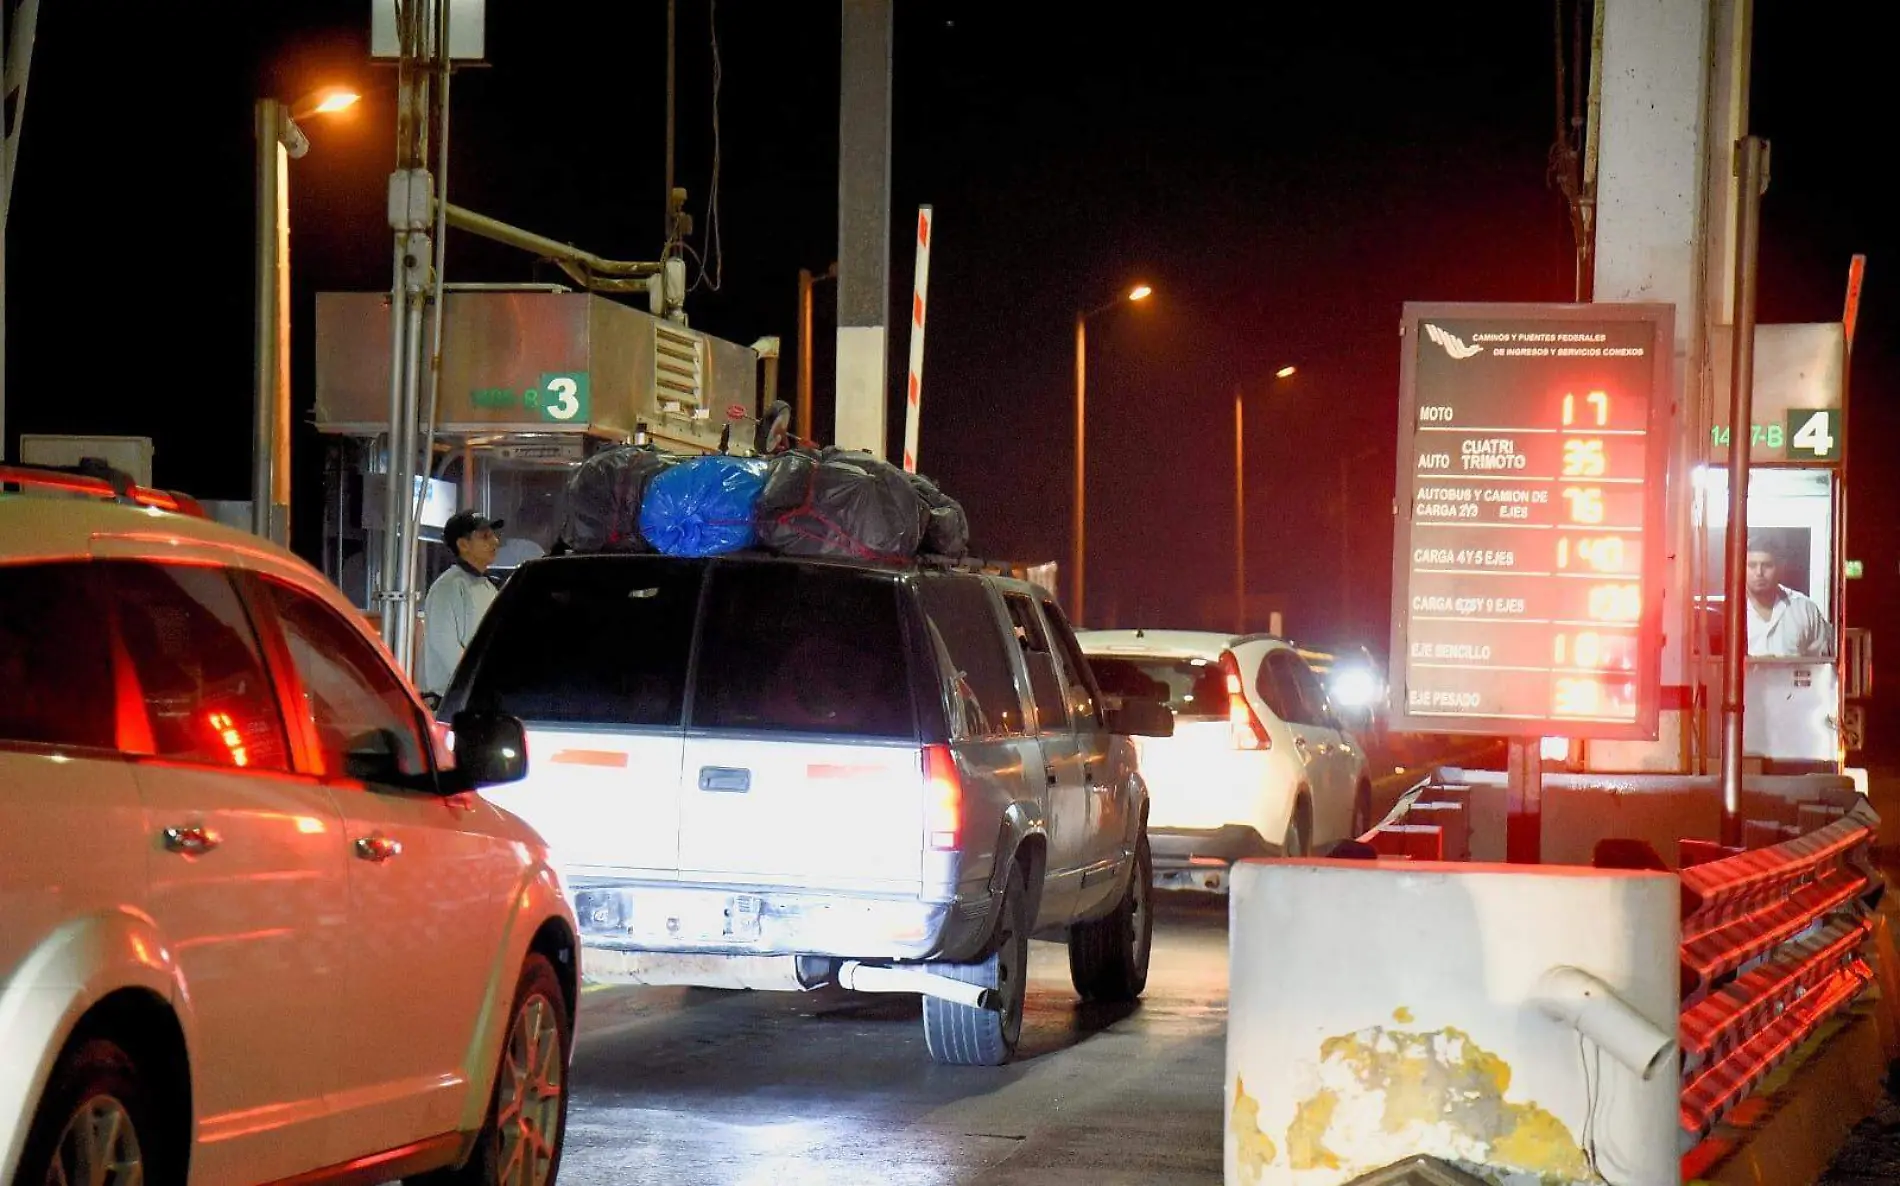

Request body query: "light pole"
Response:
[253, 85, 360, 546]
[1234, 365, 1296, 632]
[1072, 283, 1151, 623]
[796, 262, 838, 442]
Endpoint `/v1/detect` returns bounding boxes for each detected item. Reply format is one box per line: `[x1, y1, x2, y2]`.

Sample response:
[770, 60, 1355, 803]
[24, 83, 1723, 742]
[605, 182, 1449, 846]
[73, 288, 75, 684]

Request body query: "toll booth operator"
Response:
[1743, 534, 1832, 659]
[421, 510, 503, 701]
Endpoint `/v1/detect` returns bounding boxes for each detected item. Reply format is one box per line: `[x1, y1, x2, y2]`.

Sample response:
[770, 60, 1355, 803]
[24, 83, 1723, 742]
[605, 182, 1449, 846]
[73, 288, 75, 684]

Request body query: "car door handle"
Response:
[355, 835, 403, 863]
[162, 825, 220, 856]
[1046, 767, 1058, 787]
[699, 766, 752, 793]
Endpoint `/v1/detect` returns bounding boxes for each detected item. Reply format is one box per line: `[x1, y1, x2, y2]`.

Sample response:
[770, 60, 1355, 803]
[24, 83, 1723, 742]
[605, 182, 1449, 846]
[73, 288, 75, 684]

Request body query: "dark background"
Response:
[7, 3, 1893, 758]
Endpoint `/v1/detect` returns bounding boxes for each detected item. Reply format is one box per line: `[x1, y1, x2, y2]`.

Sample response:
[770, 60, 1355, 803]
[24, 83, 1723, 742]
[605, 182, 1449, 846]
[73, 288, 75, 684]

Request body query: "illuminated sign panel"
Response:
[1389, 302, 1673, 739]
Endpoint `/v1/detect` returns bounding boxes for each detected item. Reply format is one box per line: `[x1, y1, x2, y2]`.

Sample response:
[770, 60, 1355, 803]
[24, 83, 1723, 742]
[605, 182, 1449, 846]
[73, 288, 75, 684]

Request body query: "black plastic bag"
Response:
[561, 446, 672, 553]
[906, 472, 970, 559]
[755, 447, 924, 562]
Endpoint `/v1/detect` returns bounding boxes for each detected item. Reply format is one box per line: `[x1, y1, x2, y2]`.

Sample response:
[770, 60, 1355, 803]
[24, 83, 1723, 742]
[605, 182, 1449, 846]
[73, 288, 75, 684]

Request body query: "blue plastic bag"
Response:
[638, 455, 768, 557]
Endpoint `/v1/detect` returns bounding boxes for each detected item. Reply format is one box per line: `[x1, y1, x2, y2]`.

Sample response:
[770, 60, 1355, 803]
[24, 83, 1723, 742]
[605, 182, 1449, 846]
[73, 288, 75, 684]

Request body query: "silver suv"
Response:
[441, 553, 1173, 1065]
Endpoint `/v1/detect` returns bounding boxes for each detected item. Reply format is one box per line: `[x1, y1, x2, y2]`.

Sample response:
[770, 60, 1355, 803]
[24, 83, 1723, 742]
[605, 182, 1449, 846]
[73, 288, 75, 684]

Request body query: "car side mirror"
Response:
[1105, 697, 1174, 738]
[446, 710, 528, 790]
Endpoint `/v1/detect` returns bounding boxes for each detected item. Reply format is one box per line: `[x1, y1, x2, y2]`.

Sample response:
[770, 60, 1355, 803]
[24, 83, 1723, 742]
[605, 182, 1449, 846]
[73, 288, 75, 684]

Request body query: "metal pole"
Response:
[382, 0, 433, 660]
[1720, 135, 1769, 843]
[1836, 255, 1865, 754]
[252, 99, 287, 541]
[1072, 310, 1086, 624]
[1234, 386, 1245, 633]
[413, 0, 453, 592]
[379, 245, 409, 646]
[797, 268, 813, 439]
[1, 5, 8, 463]
[1338, 452, 1350, 634]
[664, 0, 676, 248]
[1505, 737, 1542, 863]
[0, 0, 38, 462]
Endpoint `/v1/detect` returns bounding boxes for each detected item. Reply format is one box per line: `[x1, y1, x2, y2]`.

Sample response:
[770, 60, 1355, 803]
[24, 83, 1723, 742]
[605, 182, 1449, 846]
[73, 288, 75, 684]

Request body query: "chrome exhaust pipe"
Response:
[836, 960, 996, 1010]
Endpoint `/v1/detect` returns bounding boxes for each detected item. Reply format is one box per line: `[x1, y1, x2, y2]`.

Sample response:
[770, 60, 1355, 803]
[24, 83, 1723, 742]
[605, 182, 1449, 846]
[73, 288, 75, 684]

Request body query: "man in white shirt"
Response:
[1743, 535, 1832, 658]
[421, 510, 503, 698]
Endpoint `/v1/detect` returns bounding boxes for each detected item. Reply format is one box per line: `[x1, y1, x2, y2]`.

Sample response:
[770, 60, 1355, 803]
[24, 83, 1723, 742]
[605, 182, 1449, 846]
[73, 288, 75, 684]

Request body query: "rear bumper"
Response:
[1149, 825, 1278, 893]
[567, 878, 992, 963]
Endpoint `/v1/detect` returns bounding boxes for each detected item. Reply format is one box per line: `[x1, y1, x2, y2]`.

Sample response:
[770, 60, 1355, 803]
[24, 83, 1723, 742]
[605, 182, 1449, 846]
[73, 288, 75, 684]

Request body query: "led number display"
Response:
[1390, 302, 1673, 739]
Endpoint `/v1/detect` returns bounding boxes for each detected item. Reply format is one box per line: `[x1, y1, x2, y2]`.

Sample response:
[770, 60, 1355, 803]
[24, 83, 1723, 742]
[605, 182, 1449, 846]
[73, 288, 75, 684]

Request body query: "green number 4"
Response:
[1787, 409, 1840, 459]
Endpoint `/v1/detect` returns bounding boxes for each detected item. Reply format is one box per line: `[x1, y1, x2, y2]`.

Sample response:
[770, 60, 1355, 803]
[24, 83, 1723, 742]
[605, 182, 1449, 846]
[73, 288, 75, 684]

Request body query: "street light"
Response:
[253, 85, 360, 546]
[1234, 365, 1298, 632]
[299, 87, 362, 118]
[1072, 283, 1152, 623]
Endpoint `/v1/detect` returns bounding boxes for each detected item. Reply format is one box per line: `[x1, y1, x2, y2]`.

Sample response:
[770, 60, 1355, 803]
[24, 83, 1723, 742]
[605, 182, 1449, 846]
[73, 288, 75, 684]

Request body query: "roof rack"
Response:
[915, 555, 1043, 578]
[0, 461, 207, 518]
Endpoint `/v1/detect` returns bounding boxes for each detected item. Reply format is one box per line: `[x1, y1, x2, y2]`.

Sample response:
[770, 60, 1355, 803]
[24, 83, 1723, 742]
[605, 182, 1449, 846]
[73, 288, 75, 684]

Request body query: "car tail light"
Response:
[1221, 651, 1271, 750]
[923, 743, 962, 849]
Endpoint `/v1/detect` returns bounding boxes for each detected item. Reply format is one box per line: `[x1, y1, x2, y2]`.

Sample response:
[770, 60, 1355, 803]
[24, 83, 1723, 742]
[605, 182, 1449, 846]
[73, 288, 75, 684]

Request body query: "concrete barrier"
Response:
[1226, 858, 1682, 1185]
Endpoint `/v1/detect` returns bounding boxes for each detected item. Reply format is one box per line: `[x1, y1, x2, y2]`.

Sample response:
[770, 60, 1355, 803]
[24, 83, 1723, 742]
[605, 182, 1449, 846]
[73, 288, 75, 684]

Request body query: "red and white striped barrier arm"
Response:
[901, 205, 932, 474]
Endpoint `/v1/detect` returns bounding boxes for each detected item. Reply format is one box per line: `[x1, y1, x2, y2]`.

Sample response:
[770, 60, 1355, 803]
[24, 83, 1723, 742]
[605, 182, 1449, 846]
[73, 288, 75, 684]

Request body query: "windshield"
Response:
[1085, 654, 1227, 719]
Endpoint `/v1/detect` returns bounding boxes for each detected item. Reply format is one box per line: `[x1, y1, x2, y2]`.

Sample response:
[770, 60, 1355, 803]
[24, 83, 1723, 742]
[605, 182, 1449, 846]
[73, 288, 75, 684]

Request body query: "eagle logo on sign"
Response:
[1424, 323, 1485, 360]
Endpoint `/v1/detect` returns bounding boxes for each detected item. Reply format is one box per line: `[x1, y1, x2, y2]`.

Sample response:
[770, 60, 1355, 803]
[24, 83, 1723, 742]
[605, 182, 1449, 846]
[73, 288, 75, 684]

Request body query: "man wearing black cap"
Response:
[421, 510, 504, 698]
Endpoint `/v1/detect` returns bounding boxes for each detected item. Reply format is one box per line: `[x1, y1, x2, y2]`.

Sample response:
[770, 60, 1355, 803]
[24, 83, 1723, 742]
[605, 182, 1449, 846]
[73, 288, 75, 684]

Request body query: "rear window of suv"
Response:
[455, 556, 705, 726]
[455, 556, 916, 740]
[1086, 654, 1228, 720]
[691, 562, 914, 739]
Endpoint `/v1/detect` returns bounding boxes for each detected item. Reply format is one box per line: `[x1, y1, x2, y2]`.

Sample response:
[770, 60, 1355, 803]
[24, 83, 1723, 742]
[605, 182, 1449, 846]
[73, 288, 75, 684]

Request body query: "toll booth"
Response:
[1693, 323, 1852, 773]
[312, 287, 759, 614]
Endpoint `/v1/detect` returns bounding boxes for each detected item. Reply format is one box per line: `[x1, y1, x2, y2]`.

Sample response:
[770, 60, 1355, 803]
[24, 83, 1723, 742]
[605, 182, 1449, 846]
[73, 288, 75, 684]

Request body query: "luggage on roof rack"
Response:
[754, 447, 926, 563]
[558, 441, 978, 566]
[639, 454, 769, 557]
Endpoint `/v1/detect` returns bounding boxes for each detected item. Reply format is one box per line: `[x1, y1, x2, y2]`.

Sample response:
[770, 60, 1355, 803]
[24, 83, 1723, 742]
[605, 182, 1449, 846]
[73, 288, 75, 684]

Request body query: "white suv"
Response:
[1076, 630, 1372, 892]
[0, 470, 576, 1186]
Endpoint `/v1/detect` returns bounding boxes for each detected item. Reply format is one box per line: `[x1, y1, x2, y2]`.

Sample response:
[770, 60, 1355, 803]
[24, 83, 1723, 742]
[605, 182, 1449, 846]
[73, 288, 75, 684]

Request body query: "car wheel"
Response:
[1067, 827, 1153, 1002]
[418, 954, 570, 1186]
[1283, 799, 1312, 857]
[922, 862, 1029, 1065]
[17, 1036, 165, 1186]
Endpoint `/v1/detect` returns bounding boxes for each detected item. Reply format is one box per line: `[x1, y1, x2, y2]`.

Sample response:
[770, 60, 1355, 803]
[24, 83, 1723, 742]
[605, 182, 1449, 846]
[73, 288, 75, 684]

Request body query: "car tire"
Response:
[1351, 780, 1374, 837]
[1067, 828, 1153, 1003]
[1284, 798, 1312, 857]
[922, 862, 1029, 1066]
[17, 1035, 170, 1186]
[415, 954, 570, 1186]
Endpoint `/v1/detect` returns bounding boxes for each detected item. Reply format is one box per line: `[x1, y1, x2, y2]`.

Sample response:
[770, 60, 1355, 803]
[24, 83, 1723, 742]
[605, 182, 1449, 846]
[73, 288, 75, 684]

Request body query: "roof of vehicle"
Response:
[519, 549, 1054, 590]
[0, 495, 359, 620]
[1077, 628, 1247, 656]
[1075, 627, 1331, 662]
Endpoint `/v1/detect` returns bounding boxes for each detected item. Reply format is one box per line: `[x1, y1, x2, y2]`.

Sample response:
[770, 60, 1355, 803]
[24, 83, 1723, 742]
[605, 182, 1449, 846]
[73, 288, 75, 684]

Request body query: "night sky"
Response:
[6, 3, 1892, 676]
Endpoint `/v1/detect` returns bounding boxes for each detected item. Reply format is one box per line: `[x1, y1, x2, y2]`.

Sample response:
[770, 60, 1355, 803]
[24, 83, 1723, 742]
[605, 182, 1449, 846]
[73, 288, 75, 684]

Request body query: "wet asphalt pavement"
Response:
[559, 894, 1230, 1186]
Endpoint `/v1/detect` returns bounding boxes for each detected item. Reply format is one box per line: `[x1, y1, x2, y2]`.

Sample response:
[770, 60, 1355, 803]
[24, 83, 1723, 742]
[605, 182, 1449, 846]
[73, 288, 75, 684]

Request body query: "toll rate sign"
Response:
[1388, 302, 1674, 739]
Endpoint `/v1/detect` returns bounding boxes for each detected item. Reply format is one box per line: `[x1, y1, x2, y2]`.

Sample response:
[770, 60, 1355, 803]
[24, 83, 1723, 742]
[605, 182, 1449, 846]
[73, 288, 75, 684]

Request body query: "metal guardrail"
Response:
[1676, 799, 1882, 1139]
